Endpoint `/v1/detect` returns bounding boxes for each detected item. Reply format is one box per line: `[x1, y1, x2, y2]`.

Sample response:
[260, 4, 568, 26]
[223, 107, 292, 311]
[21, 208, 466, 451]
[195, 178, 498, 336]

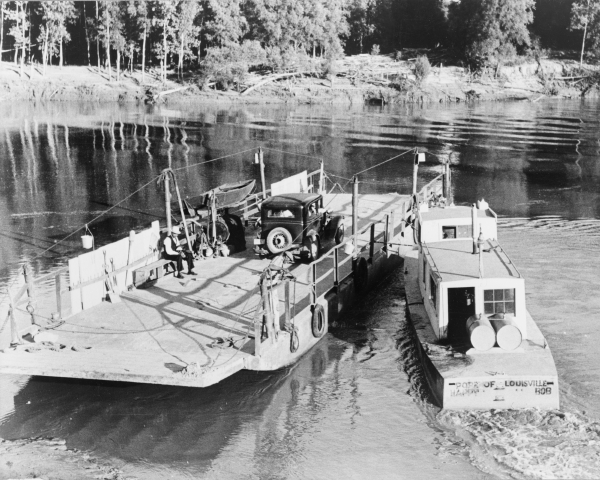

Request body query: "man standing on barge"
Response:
[163, 226, 196, 278]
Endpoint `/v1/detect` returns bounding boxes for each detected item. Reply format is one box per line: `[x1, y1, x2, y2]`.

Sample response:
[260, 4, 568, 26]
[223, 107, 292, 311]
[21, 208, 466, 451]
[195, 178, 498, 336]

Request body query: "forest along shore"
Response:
[1, 52, 599, 105]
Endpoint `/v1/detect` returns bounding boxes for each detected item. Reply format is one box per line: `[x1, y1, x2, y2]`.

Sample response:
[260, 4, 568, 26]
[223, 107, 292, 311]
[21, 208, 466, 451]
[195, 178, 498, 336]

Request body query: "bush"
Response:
[414, 55, 431, 85]
[202, 41, 266, 91]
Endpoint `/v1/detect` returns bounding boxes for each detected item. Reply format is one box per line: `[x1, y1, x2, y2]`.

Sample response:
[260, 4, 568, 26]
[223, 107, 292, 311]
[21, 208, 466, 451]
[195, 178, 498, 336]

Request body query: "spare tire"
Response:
[311, 304, 326, 338]
[266, 227, 293, 254]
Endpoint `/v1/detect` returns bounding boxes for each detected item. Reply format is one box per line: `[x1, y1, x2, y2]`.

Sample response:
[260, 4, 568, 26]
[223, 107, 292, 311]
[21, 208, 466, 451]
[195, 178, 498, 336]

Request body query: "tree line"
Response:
[0, 0, 598, 87]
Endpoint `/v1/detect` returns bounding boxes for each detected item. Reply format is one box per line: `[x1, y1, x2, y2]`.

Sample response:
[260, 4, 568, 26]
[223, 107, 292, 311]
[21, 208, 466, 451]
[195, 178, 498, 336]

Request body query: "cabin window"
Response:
[457, 225, 472, 238]
[442, 226, 456, 239]
[484, 289, 515, 315]
[429, 275, 437, 309]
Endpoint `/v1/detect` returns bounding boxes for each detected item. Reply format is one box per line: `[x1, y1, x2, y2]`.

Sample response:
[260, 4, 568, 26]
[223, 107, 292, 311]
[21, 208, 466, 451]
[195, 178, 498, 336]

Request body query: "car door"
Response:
[305, 200, 321, 237]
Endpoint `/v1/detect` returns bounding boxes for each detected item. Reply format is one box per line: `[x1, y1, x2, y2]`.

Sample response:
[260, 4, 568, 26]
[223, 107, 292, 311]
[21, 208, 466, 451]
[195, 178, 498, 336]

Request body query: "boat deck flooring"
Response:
[0, 193, 408, 387]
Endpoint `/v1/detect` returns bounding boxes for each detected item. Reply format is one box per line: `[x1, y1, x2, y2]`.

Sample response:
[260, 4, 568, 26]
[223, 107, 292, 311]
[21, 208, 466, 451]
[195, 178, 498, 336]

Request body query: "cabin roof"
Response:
[420, 206, 495, 222]
[423, 239, 520, 283]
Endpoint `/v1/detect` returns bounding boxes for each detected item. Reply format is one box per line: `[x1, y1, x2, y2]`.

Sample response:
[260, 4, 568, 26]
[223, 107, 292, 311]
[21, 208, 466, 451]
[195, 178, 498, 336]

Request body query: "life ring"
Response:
[311, 304, 326, 338]
[354, 257, 369, 293]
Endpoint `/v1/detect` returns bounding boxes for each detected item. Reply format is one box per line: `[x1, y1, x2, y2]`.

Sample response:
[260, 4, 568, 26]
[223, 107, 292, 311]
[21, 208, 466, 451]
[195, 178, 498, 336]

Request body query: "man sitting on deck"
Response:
[163, 226, 196, 278]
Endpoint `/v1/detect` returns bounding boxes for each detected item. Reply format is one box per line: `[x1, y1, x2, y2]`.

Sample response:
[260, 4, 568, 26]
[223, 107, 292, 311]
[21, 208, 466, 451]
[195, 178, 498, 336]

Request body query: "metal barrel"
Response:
[489, 317, 522, 351]
[466, 314, 496, 351]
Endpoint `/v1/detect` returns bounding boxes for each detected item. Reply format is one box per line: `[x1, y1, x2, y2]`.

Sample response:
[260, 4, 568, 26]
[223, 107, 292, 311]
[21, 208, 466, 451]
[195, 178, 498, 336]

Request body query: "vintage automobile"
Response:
[254, 193, 345, 260]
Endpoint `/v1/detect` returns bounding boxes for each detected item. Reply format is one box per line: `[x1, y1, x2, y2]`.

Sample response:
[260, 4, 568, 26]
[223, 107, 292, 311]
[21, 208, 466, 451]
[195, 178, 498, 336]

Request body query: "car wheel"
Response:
[334, 224, 344, 245]
[266, 227, 293, 254]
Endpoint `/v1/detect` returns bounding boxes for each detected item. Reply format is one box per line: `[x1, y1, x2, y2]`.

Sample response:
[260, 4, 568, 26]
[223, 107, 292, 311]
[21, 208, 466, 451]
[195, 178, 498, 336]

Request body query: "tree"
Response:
[205, 0, 247, 47]
[175, 0, 201, 79]
[38, 1, 77, 72]
[155, 0, 178, 82]
[0, 3, 5, 63]
[126, 1, 150, 81]
[571, 0, 600, 66]
[347, 0, 376, 54]
[7, 1, 29, 76]
[449, 0, 535, 68]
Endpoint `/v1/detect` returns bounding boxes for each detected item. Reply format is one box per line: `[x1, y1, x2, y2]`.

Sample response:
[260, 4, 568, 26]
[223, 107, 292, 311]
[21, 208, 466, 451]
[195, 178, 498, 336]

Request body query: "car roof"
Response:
[262, 193, 322, 207]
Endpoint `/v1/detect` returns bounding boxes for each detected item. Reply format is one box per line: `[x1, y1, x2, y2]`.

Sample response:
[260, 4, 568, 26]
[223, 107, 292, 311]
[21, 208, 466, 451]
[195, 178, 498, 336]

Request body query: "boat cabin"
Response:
[416, 205, 527, 346]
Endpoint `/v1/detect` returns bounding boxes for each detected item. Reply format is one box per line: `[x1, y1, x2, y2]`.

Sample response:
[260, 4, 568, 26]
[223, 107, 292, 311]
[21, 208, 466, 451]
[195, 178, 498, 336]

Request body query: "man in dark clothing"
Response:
[163, 226, 196, 278]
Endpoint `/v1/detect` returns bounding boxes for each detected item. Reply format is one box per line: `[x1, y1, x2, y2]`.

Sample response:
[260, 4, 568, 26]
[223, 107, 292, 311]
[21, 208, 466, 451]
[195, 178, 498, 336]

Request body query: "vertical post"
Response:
[369, 223, 375, 261]
[259, 147, 266, 200]
[260, 274, 273, 343]
[211, 192, 217, 244]
[442, 161, 448, 199]
[412, 151, 419, 196]
[352, 176, 359, 260]
[384, 214, 390, 257]
[333, 248, 339, 287]
[400, 202, 406, 237]
[23, 264, 35, 325]
[319, 161, 324, 194]
[164, 173, 172, 232]
[310, 263, 317, 305]
[471, 204, 478, 254]
[446, 160, 452, 205]
[170, 171, 193, 250]
[55, 273, 63, 319]
[285, 279, 291, 329]
[7, 289, 22, 345]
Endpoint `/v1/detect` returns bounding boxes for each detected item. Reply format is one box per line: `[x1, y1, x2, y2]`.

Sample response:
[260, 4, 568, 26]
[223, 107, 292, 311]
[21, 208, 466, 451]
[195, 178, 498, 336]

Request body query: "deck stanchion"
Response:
[412, 152, 419, 196]
[23, 264, 35, 325]
[333, 248, 339, 287]
[352, 176, 359, 262]
[310, 263, 317, 305]
[285, 280, 291, 329]
[369, 224, 375, 261]
[384, 213, 390, 257]
[54, 272, 63, 319]
[7, 289, 21, 345]
[164, 172, 172, 232]
[259, 147, 267, 200]
[471, 204, 478, 254]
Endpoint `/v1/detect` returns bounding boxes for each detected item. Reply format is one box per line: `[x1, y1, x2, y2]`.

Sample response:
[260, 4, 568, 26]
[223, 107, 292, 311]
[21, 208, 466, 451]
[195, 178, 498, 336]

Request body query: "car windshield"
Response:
[267, 208, 298, 219]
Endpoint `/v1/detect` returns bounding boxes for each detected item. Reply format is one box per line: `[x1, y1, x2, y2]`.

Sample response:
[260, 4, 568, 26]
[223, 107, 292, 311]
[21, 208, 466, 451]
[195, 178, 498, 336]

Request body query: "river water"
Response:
[0, 99, 599, 479]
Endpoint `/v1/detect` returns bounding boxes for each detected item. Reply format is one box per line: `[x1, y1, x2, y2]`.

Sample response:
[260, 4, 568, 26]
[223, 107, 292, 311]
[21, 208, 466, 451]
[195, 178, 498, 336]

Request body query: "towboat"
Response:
[403, 199, 559, 410]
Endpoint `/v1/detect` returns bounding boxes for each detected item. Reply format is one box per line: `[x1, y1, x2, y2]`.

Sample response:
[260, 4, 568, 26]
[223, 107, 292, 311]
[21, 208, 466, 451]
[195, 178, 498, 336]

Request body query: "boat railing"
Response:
[420, 242, 443, 281]
[486, 239, 522, 278]
[415, 172, 445, 205]
[304, 209, 399, 305]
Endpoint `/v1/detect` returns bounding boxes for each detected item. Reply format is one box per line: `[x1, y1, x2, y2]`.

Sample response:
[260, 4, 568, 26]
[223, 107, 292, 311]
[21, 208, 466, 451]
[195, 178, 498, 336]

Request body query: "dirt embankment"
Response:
[0, 437, 131, 480]
[1, 54, 599, 106]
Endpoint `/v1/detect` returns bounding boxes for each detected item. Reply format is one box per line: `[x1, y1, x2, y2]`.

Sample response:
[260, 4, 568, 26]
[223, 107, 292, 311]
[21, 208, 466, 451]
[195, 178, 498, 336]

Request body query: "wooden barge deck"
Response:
[0, 192, 411, 387]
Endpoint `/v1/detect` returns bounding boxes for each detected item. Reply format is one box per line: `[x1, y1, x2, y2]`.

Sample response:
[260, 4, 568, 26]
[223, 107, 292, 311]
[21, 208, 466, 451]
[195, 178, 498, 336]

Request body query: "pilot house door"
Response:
[447, 287, 475, 341]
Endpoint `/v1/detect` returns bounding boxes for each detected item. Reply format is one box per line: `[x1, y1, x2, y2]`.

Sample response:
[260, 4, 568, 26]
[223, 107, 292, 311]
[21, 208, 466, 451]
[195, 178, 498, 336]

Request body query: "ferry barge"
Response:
[403, 159, 559, 410]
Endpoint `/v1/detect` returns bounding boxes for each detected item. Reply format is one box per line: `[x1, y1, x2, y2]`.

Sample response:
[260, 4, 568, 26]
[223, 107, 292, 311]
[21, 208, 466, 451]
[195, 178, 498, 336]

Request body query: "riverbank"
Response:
[1, 52, 598, 106]
[0, 437, 130, 480]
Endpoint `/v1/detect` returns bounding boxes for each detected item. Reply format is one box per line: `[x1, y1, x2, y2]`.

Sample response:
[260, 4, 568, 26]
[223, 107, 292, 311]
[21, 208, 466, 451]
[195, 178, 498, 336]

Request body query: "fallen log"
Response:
[240, 72, 306, 96]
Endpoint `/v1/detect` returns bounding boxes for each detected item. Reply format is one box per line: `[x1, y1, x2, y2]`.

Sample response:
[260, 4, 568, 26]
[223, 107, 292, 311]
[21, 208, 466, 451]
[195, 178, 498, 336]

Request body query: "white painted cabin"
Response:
[415, 205, 527, 345]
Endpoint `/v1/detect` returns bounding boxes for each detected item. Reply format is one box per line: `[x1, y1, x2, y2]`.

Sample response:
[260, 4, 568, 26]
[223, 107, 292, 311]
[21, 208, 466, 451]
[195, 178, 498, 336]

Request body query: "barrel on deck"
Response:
[489, 316, 522, 350]
[466, 314, 495, 351]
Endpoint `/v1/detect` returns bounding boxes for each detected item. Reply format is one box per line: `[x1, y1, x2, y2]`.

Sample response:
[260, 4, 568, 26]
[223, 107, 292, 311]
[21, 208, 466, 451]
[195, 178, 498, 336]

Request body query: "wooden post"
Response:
[55, 273, 63, 319]
[446, 161, 452, 205]
[384, 214, 390, 257]
[210, 192, 217, 244]
[442, 162, 448, 199]
[7, 289, 22, 345]
[369, 223, 375, 261]
[310, 263, 317, 305]
[259, 147, 266, 200]
[333, 247, 339, 287]
[319, 161, 324, 194]
[472, 204, 478, 254]
[260, 274, 273, 343]
[164, 172, 172, 232]
[412, 152, 419, 196]
[284, 279, 291, 329]
[352, 176, 359, 260]
[400, 202, 406, 236]
[170, 171, 193, 250]
[23, 264, 35, 325]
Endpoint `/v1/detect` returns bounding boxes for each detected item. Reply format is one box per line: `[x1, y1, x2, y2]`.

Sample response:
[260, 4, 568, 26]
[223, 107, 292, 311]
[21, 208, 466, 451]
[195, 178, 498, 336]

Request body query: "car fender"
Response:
[323, 215, 344, 237]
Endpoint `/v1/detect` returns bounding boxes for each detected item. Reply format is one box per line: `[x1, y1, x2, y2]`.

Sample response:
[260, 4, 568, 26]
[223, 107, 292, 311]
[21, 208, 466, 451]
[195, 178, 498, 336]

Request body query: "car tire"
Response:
[266, 227, 293, 254]
[334, 224, 344, 245]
